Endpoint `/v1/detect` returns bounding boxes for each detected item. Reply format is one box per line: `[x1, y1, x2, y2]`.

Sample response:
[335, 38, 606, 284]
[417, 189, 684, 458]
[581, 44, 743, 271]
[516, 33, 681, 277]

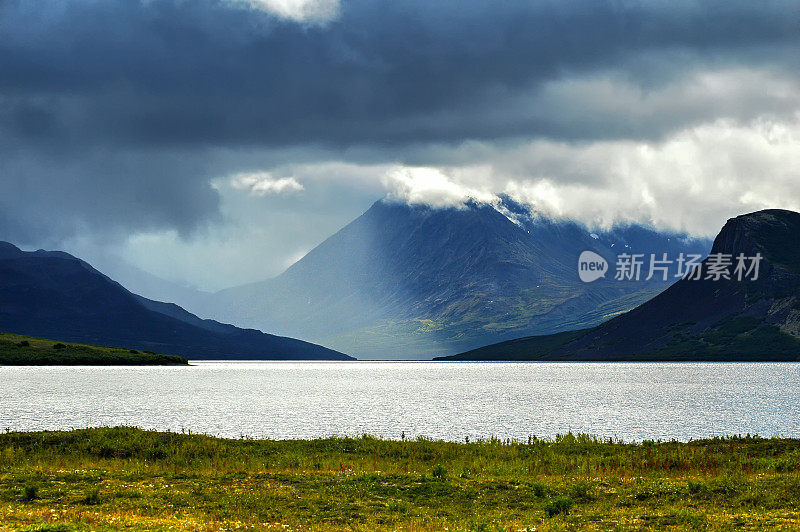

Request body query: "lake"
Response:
[2, 362, 799, 442]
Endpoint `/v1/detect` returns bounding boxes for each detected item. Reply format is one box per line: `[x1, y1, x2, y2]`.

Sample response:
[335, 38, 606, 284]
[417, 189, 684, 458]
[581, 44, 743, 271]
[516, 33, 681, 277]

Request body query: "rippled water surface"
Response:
[2, 362, 799, 441]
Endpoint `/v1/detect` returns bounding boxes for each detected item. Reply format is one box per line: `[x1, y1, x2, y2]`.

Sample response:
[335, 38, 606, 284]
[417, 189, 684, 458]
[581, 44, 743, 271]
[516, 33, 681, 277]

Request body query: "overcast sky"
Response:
[1, 0, 799, 291]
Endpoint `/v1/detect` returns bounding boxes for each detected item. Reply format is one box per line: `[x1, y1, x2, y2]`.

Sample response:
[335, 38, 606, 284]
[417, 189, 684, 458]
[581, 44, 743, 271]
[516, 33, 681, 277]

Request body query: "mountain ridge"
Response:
[438, 208, 800, 361]
[0, 242, 352, 360]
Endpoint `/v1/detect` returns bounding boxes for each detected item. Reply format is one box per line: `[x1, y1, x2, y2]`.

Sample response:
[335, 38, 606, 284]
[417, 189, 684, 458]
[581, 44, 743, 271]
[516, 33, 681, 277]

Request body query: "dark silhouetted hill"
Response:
[439, 209, 800, 361]
[0, 243, 352, 360]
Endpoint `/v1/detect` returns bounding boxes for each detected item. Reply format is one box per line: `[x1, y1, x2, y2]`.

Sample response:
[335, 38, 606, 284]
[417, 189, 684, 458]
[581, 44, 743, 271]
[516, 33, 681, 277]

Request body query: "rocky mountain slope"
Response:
[439, 209, 800, 361]
[209, 198, 711, 359]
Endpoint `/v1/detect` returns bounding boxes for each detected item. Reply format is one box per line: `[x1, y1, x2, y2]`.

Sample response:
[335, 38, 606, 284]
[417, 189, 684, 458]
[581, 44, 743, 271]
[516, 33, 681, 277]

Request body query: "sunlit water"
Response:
[1, 362, 799, 442]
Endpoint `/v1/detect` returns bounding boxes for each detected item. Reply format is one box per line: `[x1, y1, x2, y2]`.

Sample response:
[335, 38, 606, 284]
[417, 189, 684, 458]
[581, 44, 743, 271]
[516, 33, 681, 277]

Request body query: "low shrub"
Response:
[544, 496, 574, 517]
[569, 480, 594, 501]
[530, 482, 546, 498]
[82, 487, 101, 505]
[432, 463, 447, 479]
[21, 483, 39, 501]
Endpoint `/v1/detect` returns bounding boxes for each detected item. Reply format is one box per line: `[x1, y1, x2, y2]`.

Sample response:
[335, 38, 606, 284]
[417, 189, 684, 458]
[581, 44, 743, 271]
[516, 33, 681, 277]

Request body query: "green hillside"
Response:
[0, 332, 188, 365]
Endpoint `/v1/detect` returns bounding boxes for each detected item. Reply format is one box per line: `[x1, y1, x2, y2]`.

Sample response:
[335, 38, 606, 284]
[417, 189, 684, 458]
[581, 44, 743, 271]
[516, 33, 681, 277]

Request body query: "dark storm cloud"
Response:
[0, 143, 222, 245]
[2, 0, 798, 148]
[0, 0, 798, 245]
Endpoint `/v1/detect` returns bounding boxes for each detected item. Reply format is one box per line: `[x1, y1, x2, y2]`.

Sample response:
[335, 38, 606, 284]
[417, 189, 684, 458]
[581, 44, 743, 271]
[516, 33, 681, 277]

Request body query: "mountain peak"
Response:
[374, 195, 543, 233]
[712, 209, 800, 273]
[211, 198, 711, 359]
[0, 241, 24, 259]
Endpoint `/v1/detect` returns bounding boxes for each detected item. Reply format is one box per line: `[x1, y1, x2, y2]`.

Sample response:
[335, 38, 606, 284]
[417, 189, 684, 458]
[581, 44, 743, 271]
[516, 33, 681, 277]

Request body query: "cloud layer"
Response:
[231, 0, 340, 22]
[381, 115, 800, 236]
[0, 0, 798, 288]
[230, 173, 305, 195]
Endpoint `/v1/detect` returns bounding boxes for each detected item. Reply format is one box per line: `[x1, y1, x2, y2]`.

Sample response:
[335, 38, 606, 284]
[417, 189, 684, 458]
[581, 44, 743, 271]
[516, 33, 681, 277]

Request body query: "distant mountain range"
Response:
[0, 242, 352, 360]
[205, 197, 711, 359]
[438, 209, 800, 361]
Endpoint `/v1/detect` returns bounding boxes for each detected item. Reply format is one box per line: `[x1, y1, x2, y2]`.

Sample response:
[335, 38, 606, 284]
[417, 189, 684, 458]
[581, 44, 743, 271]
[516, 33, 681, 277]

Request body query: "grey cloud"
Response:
[0, 145, 222, 246]
[1, 0, 797, 150]
[1, 0, 799, 263]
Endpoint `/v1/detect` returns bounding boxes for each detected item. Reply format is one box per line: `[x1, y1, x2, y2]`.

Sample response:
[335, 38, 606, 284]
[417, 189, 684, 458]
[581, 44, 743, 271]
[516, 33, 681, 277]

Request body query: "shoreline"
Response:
[0, 425, 793, 445]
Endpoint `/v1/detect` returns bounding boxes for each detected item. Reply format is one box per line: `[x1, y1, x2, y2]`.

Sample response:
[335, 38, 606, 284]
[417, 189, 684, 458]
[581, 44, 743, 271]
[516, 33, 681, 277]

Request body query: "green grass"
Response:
[1, 427, 799, 530]
[0, 332, 188, 365]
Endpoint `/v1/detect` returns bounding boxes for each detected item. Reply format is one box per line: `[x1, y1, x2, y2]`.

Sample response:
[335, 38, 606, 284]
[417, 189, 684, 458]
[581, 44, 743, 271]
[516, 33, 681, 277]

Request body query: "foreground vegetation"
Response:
[0, 332, 188, 365]
[1, 428, 799, 530]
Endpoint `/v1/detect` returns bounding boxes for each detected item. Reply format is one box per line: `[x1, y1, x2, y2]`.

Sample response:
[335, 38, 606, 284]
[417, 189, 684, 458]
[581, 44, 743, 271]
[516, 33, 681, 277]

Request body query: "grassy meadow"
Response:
[1, 427, 799, 530]
[0, 332, 188, 365]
